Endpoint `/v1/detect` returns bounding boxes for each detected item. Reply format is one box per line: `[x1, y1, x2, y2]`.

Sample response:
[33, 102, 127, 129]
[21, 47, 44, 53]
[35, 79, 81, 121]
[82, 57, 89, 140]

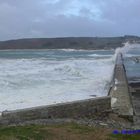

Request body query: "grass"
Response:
[110, 133, 140, 140]
[0, 125, 51, 140]
[0, 123, 139, 140]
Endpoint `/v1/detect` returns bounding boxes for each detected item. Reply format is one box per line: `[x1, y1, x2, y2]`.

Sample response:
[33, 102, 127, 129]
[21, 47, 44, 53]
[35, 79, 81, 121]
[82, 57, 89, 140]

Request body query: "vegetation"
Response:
[0, 36, 139, 50]
[0, 123, 139, 140]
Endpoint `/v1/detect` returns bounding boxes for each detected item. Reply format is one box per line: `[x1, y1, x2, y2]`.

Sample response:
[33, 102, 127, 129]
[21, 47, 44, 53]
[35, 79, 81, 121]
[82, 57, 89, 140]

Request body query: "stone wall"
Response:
[0, 96, 111, 125]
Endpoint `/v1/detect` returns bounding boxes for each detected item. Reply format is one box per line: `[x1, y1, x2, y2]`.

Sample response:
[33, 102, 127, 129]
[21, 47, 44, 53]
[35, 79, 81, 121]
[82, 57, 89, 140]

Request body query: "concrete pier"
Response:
[109, 53, 133, 116]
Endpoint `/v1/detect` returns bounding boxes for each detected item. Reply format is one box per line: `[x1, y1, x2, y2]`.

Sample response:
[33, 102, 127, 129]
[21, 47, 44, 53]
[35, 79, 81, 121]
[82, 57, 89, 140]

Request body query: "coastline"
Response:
[0, 36, 139, 50]
[0, 52, 136, 129]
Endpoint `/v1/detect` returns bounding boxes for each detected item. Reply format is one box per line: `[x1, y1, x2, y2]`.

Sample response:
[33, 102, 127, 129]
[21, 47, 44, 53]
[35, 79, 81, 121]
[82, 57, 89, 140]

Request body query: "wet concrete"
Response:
[109, 53, 133, 116]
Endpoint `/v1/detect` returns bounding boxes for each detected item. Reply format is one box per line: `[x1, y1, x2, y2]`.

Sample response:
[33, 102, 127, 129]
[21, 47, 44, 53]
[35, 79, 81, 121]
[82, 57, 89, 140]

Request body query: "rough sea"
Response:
[0, 43, 139, 112]
[123, 44, 140, 83]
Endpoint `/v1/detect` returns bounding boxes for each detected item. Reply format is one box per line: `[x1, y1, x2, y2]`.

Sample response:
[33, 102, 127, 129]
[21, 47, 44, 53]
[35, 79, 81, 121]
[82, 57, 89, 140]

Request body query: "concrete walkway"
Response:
[109, 53, 133, 116]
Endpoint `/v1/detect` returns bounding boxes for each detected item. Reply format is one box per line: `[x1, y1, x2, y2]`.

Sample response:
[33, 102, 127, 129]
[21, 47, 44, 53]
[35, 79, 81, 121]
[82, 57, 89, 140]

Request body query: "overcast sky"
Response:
[0, 0, 140, 41]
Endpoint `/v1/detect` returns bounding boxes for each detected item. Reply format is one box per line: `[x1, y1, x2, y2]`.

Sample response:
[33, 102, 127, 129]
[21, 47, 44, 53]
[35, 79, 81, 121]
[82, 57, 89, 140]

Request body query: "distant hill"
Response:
[0, 36, 139, 50]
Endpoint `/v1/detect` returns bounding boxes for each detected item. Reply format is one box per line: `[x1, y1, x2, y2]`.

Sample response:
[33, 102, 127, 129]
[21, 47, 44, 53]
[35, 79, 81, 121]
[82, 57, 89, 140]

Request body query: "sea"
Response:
[123, 44, 140, 83]
[0, 43, 139, 112]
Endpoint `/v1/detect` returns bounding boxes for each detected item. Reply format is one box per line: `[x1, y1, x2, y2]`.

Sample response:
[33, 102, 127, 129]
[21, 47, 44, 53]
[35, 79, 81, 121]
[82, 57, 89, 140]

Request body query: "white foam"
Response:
[111, 97, 117, 106]
[0, 54, 114, 111]
[115, 78, 119, 85]
[88, 54, 112, 57]
[117, 42, 140, 56]
[114, 86, 117, 91]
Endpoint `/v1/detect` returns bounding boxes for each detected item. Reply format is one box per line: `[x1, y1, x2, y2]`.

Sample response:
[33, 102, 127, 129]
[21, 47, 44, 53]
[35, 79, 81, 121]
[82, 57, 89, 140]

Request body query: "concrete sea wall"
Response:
[109, 53, 133, 116]
[0, 97, 111, 125]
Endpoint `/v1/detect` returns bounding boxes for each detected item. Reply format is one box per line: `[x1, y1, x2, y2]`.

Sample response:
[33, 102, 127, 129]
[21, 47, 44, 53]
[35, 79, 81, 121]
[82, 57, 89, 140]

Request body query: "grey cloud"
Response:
[0, 0, 140, 41]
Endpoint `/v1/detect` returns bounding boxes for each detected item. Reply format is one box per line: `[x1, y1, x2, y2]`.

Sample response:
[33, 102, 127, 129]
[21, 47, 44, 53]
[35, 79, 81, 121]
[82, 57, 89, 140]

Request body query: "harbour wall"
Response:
[0, 52, 134, 125]
[109, 53, 133, 116]
[0, 97, 111, 125]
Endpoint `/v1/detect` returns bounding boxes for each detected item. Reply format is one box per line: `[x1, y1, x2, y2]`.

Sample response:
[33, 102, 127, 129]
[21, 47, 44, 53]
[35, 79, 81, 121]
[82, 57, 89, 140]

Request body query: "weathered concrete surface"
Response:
[109, 53, 133, 116]
[0, 96, 111, 125]
[129, 82, 140, 128]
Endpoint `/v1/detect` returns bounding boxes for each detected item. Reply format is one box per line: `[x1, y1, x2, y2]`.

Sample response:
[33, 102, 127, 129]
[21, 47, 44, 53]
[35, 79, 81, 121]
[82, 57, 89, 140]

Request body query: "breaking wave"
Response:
[0, 49, 115, 111]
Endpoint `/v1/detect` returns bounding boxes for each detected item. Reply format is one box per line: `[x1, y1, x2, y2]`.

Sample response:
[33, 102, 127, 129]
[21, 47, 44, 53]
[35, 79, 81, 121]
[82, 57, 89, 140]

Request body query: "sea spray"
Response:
[107, 42, 133, 93]
[121, 43, 140, 82]
[114, 42, 137, 59]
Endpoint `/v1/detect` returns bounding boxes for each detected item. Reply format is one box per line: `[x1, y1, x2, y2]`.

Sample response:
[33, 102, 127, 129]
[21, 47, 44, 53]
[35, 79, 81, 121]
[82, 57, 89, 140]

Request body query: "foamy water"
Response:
[123, 43, 140, 81]
[112, 42, 140, 82]
[0, 49, 115, 111]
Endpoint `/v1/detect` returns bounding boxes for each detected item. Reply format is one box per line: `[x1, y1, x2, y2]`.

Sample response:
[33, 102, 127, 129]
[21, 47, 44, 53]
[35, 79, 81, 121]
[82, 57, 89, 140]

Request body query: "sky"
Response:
[0, 0, 140, 41]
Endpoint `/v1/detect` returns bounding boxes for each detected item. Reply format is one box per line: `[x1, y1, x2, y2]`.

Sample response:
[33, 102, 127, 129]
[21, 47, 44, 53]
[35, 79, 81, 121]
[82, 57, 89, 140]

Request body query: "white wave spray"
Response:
[114, 42, 139, 59]
[0, 50, 115, 112]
